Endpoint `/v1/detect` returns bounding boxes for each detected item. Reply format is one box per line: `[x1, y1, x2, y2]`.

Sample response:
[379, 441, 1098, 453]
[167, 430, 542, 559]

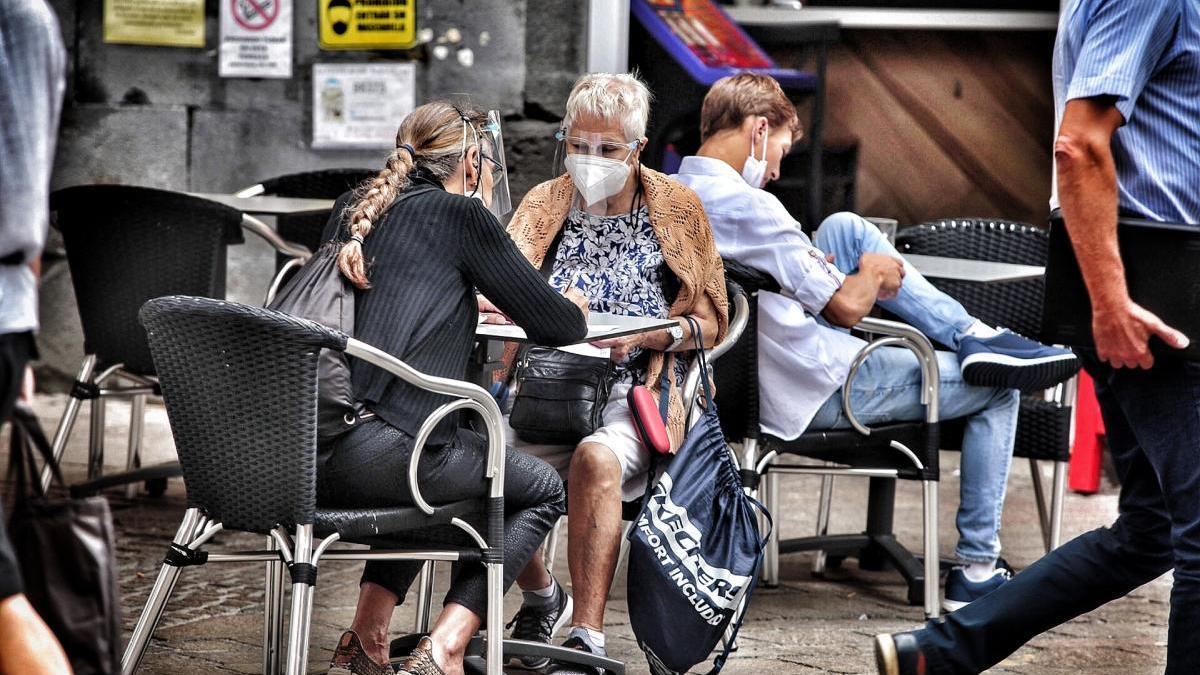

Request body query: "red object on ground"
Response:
[1069, 369, 1107, 494]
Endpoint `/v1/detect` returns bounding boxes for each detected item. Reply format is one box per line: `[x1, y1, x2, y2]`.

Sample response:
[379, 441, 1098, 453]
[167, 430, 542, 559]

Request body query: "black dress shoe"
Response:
[874, 631, 927, 675]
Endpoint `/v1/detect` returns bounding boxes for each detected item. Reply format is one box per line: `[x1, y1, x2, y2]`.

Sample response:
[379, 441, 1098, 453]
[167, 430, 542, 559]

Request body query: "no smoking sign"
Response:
[232, 0, 278, 30]
[220, 0, 292, 78]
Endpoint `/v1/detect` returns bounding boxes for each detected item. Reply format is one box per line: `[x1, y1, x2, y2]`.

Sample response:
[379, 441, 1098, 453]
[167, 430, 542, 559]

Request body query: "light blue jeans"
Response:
[808, 212, 1020, 564]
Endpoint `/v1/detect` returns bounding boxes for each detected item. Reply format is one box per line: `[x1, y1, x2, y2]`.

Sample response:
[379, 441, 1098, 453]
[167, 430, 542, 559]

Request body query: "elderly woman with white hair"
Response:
[487, 72, 728, 673]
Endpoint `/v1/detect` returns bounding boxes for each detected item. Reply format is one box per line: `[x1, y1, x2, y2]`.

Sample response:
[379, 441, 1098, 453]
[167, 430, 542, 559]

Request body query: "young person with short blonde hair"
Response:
[674, 72, 1079, 613]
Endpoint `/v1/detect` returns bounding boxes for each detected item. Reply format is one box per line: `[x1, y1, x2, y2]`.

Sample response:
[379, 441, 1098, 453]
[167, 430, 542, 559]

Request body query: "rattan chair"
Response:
[716, 260, 944, 618]
[44, 186, 308, 498]
[237, 168, 377, 271]
[896, 217, 1076, 552]
[123, 295, 622, 675]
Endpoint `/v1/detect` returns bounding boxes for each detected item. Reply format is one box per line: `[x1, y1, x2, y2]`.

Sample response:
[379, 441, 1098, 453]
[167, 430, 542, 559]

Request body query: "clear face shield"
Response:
[464, 110, 512, 218]
[551, 128, 641, 214]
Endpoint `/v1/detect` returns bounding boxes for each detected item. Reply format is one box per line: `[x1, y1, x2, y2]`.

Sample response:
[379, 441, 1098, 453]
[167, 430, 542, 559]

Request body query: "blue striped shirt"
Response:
[1051, 0, 1200, 225]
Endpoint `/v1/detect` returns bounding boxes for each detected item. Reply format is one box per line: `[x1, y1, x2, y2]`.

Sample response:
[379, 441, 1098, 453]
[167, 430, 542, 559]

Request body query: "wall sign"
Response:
[318, 0, 417, 50]
[220, 0, 293, 78]
[103, 0, 205, 47]
[312, 62, 416, 149]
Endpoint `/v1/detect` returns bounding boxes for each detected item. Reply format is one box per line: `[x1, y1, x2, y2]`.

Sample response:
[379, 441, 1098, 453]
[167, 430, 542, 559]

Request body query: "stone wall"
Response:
[38, 0, 586, 387]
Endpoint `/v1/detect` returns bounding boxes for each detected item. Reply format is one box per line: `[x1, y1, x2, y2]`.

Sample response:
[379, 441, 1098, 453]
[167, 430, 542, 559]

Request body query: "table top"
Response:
[190, 192, 336, 216]
[904, 254, 1045, 283]
[476, 313, 678, 345]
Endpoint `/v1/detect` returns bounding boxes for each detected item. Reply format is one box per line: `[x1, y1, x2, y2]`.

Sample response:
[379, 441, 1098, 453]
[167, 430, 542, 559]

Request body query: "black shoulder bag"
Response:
[508, 231, 617, 445]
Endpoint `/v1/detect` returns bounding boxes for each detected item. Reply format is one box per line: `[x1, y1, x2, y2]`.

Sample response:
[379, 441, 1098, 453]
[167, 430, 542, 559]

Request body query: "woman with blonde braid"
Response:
[316, 101, 588, 675]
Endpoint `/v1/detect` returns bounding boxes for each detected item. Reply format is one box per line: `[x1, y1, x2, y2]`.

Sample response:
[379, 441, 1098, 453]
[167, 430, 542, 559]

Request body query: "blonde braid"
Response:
[337, 147, 412, 289]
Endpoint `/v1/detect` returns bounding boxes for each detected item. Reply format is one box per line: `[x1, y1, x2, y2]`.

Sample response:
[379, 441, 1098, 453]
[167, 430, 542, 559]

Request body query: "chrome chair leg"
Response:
[544, 517, 562, 576]
[124, 393, 146, 499]
[43, 355, 96, 492]
[87, 391, 107, 480]
[1050, 460, 1068, 551]
[284, 525, 315, 675]
[414, 561, 435, 633]
[263, 535, 286, 675]
[1029, 458, 1052, 552]
[763, 470, 780, 586]
[121, 508, 204, 675]
[812, 468, 835, 575]
[485, 561, 504, 675]
[922, 480, 940, 619]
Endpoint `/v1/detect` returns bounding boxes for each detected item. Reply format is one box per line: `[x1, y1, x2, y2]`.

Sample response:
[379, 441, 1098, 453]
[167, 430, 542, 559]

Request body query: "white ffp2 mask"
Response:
[564, 154, 631, 206]
[741, 125, 769, 188]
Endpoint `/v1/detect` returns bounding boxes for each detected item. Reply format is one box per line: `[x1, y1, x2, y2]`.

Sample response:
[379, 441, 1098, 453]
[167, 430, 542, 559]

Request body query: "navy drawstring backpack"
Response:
[627, 317, 771, 675]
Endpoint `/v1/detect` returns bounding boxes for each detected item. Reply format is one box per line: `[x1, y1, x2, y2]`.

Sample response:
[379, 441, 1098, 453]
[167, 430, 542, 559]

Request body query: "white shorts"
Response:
[505, 383, 653, 503]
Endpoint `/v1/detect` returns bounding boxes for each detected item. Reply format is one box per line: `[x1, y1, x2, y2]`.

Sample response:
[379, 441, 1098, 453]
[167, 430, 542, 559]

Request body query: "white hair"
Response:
[562, 72, 652, 140]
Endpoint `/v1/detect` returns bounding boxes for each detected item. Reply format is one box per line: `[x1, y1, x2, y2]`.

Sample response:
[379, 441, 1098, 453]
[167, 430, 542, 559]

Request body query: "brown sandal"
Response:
[327, 630, 393, 675]
[395, 636, 446, 675]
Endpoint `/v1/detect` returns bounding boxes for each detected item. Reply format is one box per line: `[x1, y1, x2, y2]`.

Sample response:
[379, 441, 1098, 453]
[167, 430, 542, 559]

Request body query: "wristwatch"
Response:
[666, 323, 685, 351]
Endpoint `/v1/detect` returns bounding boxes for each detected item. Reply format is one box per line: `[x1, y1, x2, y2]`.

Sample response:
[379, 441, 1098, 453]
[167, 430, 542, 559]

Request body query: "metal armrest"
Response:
[242, 214, 312, 261]
[682, 290, 751, 424]
[342, 339, 506, 509]
[263, 257, 305, 306]
[235, 183, 266, 198]
[844, 317, 941, 433]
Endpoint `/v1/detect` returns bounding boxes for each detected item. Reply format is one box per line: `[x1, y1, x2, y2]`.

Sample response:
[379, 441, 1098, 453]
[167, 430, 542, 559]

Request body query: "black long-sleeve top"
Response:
[321, 179, 587, 445]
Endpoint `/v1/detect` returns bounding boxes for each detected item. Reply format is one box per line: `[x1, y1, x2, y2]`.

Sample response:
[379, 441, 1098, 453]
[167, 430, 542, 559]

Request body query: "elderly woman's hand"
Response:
[591, 328, 671, 363]
[564, 287, 590, 322]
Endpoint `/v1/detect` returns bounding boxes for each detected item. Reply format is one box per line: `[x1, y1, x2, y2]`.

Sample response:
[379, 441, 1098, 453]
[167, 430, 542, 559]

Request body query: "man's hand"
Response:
[858, 253, 904, 301]
[1093, 298, 1189, 369]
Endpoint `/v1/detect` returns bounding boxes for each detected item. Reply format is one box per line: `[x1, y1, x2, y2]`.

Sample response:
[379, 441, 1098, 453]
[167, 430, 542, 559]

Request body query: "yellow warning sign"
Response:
[103, 0, 205, 48]
[319, 0, 417, 50]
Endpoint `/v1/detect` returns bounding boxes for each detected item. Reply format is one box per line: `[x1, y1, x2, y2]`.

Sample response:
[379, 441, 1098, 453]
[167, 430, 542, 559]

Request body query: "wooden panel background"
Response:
[772, 29, 1056, 226]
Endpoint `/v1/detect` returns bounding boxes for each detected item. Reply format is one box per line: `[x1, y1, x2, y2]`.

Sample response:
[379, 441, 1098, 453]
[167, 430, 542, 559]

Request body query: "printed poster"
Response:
[103, 0, 205, 47]
[318, 0, 417, 50]
[312, 62, 416, 149]
[220, 0, 293, 78]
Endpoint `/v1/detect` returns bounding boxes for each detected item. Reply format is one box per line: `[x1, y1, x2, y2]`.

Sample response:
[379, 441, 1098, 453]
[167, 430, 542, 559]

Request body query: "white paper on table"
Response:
[585, 324, 620, 335]
[558, 343, 611, 359]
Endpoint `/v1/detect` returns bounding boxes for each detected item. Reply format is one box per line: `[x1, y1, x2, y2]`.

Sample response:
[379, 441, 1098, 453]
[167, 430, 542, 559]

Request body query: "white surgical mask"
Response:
[741, 124, 769, 188]
[564, 154, 631, 206]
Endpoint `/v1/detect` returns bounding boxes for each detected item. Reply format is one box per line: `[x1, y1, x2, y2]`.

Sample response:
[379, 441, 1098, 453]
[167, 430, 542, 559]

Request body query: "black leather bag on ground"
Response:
[509, 346, 616, 445]
[7, 403, 121, 675]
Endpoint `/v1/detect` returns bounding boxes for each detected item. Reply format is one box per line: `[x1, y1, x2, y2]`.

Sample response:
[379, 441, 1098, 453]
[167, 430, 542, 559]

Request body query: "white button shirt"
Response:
[674, 155, 864, 440]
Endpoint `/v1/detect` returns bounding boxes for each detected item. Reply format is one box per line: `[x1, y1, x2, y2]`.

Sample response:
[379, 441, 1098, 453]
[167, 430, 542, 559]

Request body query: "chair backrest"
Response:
[51, 185, 245, 376]
[895, 218, 1048, 339]
[258, 168, 377, 200]
[140, 295, 347, 533]
[255, 169, 374, 268]
[712, 259, 782, 443]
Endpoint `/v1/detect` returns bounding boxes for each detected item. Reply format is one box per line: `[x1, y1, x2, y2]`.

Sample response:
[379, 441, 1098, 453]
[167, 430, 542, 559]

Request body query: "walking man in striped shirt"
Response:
[875, 0, 1200, 673]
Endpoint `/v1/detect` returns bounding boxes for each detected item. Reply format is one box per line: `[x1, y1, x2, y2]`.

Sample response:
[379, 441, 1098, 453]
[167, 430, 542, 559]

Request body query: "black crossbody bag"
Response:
[508, 232, 617, 445]
[1041, 208, 1200, 361]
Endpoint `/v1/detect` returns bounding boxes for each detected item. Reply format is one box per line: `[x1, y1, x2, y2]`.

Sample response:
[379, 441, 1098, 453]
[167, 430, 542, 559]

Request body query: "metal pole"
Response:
[284, 525, 313, 675]
[263, 535, 286, 675]
[44, 355, 96, 492]
[125, 393, 146, 499]
[121, 508, 203, 674]
[585, 0, 630, 74]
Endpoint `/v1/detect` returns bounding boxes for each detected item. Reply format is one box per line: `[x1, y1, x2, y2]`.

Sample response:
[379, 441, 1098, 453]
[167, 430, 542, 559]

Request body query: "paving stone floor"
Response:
[3, 395, 1170, 674]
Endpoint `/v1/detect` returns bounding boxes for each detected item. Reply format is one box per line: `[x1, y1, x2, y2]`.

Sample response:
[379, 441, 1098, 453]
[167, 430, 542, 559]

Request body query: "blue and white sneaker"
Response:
[942, 566, 1012, 612]
[958, 330, 1080, 391]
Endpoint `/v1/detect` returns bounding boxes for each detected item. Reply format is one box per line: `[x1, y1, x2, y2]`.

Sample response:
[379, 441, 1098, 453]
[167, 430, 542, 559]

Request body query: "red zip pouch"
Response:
[628, 377, 672, 456]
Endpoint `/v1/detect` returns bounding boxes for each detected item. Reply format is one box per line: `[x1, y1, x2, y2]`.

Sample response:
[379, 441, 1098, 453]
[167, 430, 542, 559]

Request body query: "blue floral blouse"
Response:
[549, 206, 686, 386]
